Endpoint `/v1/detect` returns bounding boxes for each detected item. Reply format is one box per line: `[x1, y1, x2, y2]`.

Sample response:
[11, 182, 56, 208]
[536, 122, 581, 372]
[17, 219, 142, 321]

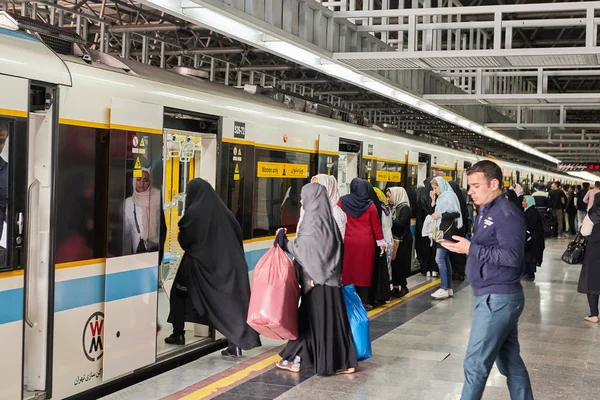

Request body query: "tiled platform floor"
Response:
[103, 238, 599, 400]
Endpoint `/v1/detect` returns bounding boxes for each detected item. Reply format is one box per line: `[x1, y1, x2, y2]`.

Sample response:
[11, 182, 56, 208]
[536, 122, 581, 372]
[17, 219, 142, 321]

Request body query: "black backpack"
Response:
[536, 207, 556, 238]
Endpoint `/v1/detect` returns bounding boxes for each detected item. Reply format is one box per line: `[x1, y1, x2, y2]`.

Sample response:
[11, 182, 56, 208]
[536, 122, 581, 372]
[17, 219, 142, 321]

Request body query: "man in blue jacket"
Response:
[442, 160, 533, 400]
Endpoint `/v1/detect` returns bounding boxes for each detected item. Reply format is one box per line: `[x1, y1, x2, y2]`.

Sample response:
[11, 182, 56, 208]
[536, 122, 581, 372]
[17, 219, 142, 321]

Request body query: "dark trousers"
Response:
[169, 287, 187, 335]
[588, 294, 599, 317]
[524, 263, 536, 276]
[356, 286, 370, 305]
[567, 212, 577, 234]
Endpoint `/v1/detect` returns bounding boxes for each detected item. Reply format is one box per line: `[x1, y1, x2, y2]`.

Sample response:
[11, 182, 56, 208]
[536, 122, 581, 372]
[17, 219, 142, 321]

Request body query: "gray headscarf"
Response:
[286, 183, 343, 287]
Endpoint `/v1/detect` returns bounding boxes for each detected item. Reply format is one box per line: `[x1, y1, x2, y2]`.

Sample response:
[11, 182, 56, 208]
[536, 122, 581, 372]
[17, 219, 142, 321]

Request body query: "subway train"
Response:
[0, 19, 585, 400]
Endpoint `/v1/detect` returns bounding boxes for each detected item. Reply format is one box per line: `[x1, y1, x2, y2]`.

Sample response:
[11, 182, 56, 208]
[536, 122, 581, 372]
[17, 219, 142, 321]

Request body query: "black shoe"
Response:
[221, 344, 242, 358]
[398, 286, 409, 298]
[362, 303, 374, 311]
[164, 332, 185, 345]
[391, 288, 401, 298]
[523, 273, 535, 281]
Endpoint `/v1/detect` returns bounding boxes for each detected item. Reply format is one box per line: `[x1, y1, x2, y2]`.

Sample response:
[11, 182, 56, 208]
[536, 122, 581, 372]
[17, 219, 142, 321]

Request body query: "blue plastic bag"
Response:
[342, 284, 372, 361]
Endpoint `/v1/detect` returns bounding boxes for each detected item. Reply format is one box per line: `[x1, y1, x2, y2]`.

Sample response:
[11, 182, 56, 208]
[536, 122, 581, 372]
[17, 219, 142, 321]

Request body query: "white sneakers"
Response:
[427, 271, 440, 277]
[431, 288, 454, 300]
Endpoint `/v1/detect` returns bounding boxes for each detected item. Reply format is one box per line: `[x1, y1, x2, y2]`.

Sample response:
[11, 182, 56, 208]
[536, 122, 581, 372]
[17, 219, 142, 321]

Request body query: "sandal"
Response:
[584, 316, 599, 323]
[276, 357, 301, 373]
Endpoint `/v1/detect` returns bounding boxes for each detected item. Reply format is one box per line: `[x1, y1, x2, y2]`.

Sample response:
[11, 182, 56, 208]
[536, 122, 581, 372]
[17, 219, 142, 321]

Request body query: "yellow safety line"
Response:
[55, 258, 106, 270]
[0, 270, 24, 279]
[59, 118, 110, 129]
[367, 278, 440, 317]
[0, 108, 27, 118]
[180, 354, 282, 400]
[182, 278, 441, 399]
[110, 124, 162, 135]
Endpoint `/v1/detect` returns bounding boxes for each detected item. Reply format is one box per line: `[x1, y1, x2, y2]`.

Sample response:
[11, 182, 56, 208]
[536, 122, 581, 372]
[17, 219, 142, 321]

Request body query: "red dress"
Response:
[338, 201, 384, 287]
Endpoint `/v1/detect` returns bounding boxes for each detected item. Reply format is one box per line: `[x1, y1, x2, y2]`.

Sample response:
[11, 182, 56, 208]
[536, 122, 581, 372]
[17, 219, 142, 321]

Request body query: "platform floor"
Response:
[102, 239, 599, 400]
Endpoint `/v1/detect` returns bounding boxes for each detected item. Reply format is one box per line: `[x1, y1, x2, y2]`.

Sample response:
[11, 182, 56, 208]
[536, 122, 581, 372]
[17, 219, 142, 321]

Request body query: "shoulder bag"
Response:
[561, 232, 587, 265]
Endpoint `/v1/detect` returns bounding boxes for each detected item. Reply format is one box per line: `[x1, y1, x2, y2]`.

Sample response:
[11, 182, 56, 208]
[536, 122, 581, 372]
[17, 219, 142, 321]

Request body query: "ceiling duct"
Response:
[172, 66, 209, 79]
[7, 12, 89, 58]
[306, 101, 333, 118]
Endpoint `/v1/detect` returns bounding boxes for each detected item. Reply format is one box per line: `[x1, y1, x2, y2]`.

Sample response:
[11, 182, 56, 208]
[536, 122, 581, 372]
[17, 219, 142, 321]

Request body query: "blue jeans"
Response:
[435, 246, 452, 289]
[462, 293, 533, 400]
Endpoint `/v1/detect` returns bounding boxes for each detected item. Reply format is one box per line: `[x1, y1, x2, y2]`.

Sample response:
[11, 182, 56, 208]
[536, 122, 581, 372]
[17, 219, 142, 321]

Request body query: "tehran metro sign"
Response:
[558, 163, 600, 172]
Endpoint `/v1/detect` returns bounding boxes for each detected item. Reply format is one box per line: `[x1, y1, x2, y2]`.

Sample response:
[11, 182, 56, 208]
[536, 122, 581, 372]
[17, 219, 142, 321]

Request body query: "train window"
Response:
[54, 125, 108, 264]
[0, 119, 10, 269]
[252, 148, 314, 238]
[375, 161, 405, 192]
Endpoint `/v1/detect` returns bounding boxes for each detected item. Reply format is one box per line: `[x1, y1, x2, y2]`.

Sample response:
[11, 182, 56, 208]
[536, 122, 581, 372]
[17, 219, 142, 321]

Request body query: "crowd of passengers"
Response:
[154, 163, 600, 400]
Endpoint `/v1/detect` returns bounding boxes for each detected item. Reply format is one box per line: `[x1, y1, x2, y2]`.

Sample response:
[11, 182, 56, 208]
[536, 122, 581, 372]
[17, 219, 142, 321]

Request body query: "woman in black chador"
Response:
[578, 192, 600, 324]
[275, 183, 357, 375]
[165, 178, 261, 356]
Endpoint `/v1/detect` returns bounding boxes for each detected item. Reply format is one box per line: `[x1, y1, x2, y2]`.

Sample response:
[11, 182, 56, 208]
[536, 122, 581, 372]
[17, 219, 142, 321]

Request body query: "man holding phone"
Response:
[441, 160, 533, 400]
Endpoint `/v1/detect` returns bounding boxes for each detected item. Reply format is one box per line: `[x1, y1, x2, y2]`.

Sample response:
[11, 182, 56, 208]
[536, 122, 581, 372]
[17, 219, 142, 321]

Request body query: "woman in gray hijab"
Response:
[275, 183, 357, 376]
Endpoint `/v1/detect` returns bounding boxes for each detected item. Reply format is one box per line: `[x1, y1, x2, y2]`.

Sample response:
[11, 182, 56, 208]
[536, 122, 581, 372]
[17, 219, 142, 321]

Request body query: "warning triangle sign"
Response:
[139, 137, 146, 147]
[238, 149, 241, 157]
[234, 163, 240, 174]
[134, 157, 142, 169]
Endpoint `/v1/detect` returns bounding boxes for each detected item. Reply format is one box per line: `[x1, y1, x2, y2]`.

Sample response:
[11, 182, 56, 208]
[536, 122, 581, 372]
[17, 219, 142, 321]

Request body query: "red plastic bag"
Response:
[247, 245, 300, 340]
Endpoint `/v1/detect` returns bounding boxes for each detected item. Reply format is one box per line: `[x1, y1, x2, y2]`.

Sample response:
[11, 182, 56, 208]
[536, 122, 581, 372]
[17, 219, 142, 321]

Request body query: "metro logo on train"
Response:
[83, 312, 104, 362]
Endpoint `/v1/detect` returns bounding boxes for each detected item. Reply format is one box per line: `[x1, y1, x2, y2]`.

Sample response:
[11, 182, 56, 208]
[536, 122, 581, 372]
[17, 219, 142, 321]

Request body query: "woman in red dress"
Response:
[338, 178, 387, 309]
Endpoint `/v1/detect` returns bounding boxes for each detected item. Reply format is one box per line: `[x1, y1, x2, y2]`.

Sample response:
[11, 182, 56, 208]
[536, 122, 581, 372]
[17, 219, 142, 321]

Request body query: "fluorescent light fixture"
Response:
[568, 171, 600, 182]
[261, 40, 321, 66]
[318, 62, 362, 84]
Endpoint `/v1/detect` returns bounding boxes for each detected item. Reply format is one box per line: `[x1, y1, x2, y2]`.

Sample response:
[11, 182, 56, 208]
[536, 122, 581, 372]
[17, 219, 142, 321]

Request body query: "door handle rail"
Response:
[24, 179, 40, 328]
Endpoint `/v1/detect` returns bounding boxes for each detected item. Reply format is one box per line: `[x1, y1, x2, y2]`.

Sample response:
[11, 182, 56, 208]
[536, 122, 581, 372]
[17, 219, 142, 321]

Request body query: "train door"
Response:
[158, 129, 217, 357]
[102, 98, 164, 381]
[417, 153, 431, 185]
[337, 139, 361, 196]
[0, 76, 29, 400]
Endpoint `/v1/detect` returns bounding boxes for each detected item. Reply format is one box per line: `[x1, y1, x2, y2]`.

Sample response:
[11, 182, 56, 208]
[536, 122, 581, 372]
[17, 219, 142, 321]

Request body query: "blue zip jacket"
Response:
[467, 193, 525, 296]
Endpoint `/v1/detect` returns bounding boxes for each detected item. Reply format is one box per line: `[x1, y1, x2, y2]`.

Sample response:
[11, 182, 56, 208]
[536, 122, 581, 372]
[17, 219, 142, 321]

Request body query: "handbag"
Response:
[561, 233, 587, 265]
[391, 239, 400, 261]
[133, 204, 148, 253]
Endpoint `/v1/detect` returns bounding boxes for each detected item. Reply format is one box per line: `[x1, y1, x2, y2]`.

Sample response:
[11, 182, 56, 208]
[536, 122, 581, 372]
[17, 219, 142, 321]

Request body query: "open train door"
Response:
[317, 134, 339, 177]
[102, 98, 163, 381]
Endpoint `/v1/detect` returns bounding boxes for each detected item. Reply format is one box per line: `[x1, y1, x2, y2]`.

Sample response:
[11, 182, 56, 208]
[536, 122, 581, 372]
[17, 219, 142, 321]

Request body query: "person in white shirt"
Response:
[583, 181, 600, 211]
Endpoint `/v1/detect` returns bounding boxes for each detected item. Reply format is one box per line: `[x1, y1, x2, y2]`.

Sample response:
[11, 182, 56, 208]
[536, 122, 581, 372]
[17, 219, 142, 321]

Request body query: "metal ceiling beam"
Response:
[333, 2, 600, 70]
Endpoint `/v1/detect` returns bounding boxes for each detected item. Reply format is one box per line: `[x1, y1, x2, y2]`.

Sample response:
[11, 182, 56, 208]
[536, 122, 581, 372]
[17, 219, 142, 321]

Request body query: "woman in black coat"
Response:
[578, 192, 600, 323]
[387, 187, 413, 298]
[449, 181, 468, 281]
[416, 179, 438, 276]
[522, 196, 545, 281]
